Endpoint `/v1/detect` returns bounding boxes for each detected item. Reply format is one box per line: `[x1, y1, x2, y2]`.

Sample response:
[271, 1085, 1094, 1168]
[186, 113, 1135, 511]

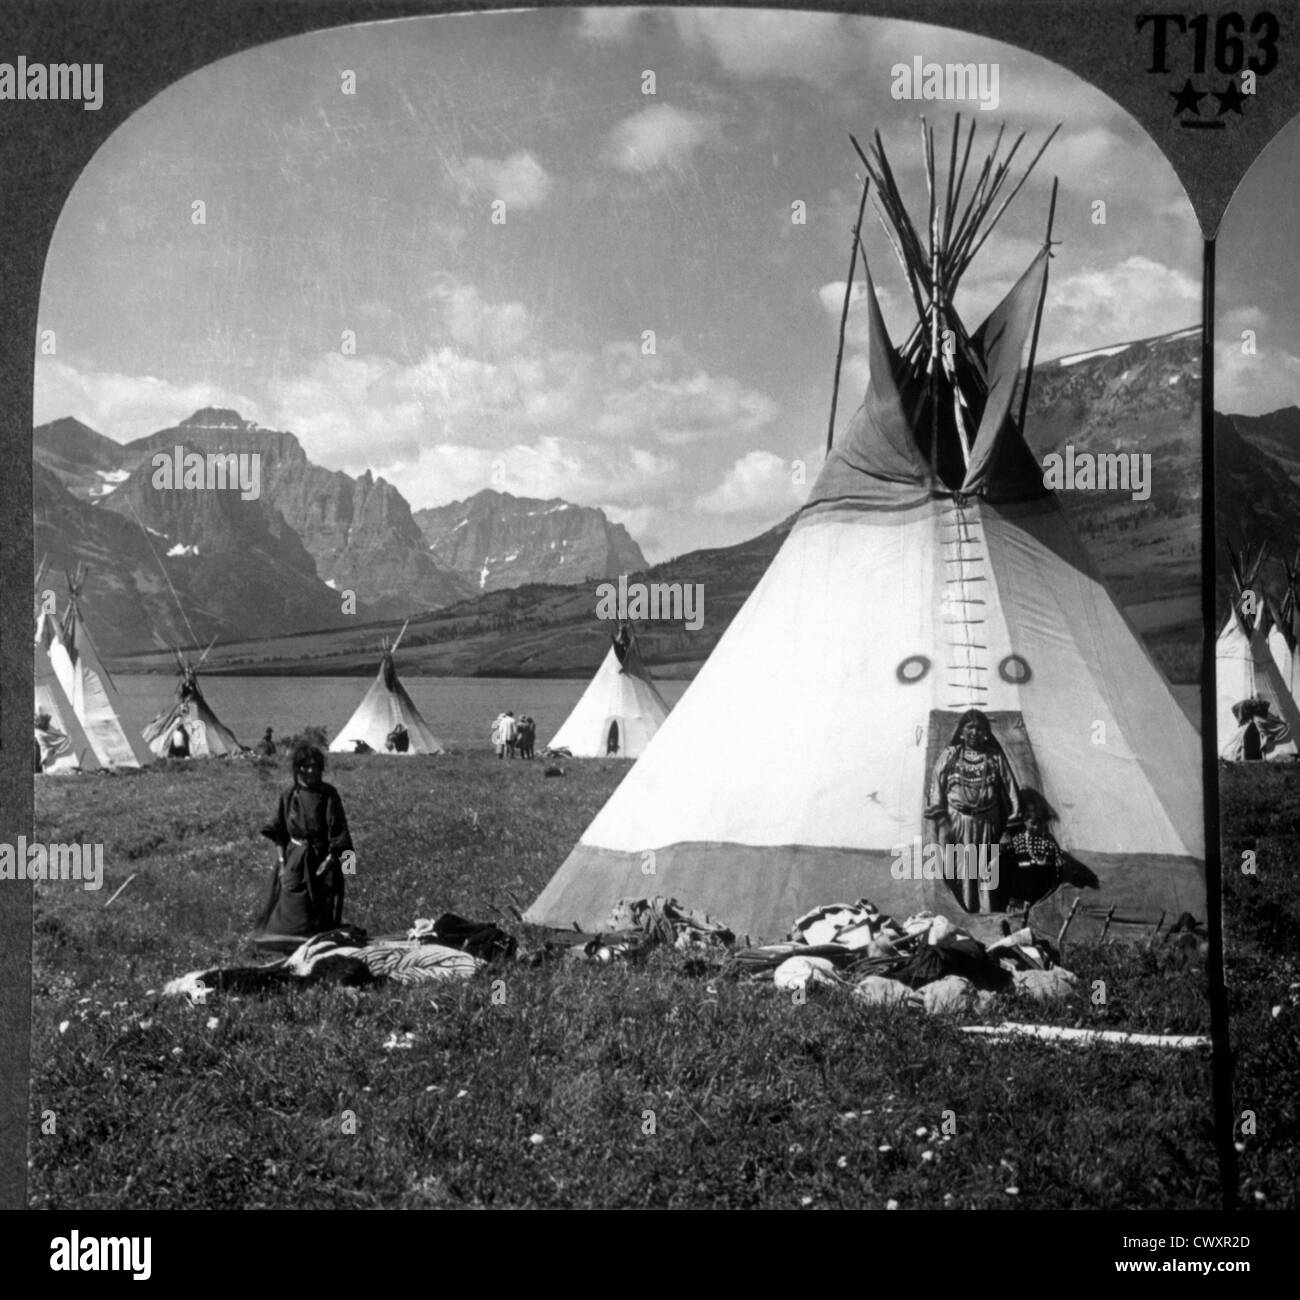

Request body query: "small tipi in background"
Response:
[143, 650, 245, 757]
[43, 565, 151, 770]
[528, 118, 1204, 945]
[547, 625, 670, 758]
[329, 622, 444, 754]
[1217, 541, 1300, 761]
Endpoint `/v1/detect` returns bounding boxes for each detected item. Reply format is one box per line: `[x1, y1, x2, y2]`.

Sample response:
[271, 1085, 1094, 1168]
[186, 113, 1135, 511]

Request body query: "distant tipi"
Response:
[143, 650, 245, 757]
[547, 625, 670, 758]
[1217, 542, 1300, 761]
[527, 119, 1205, 945]
[329, 622, 444, 754]
[45, 565, 152, 770]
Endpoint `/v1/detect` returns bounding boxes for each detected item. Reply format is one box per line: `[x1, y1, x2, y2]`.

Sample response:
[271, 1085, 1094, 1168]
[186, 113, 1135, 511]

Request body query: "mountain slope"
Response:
[117, 409, 474, 616]
[415, 489, 647, 592]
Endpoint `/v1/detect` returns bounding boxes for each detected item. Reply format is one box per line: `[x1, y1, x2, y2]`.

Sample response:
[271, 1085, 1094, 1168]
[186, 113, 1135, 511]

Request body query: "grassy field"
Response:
[24, 752, 1293, 1209]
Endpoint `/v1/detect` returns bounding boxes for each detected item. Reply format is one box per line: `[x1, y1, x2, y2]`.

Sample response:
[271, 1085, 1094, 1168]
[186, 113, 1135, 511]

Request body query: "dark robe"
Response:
[257, 782, 353, 937]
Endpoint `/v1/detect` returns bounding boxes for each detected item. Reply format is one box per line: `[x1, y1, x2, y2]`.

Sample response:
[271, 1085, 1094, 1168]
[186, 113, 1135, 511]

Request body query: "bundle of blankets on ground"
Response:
[163, 913, 516, 1002]
[733, 900, 1078, 1014]
[529, 896, 736, 965]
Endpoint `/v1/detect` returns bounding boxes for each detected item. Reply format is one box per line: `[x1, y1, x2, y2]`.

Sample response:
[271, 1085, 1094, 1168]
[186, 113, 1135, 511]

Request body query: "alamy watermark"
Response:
[151, 445, 262, 500]
[50, 1233, 151, 1280]
[596, 575, 703, 630]
[1042, 445, 1151, 501]
[890, 838, 1000, 888]
[890, 58, 1000, 111]
[0, 57, 103, 110]
[1, 838, 104, 891]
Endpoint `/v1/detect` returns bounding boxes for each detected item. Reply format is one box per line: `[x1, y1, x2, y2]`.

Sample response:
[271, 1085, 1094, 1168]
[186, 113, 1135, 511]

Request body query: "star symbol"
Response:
[1214, 80, 1247, 116]
[1170, 78, 1207, 116]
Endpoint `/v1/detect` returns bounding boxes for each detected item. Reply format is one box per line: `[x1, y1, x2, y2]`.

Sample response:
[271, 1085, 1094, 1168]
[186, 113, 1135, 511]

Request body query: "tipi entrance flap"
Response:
[923, 709, 1042, 912]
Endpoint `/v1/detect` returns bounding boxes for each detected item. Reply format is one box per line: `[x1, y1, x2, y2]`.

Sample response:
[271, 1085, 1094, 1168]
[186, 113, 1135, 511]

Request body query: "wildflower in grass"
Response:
[58, 1022, 69, 1034]
[921, 1151, 935, 1163]
[529, 1133, 544, 1146]
[206, 1017, 219, 1030]
[878, 1144, 892, 1153]
[800, 1196, 812, 1206]
[914, 1126, 927, 1137]
[839, 1111, 858, 1121]
[1005, 1186, 1019, 1195]
[788, 1143, 803, 1155]
[886, 1199, 899, 1210]
[837, 1156, 848, 1168]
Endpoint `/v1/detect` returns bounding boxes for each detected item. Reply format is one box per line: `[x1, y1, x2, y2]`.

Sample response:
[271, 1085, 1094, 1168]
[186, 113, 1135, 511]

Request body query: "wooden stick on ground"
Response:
[1100, 903, 1118, 945]
[103, 873, 138, 908]
[1147, 910, 1167, 948]
[962, 1023, 1210, 1050]
[1055, 896, 1081, 951]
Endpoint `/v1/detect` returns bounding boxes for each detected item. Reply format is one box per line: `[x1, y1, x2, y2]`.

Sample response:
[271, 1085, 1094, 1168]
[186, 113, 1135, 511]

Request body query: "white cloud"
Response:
[696, 449, 804, 515]
[1043, 256, 1199, 358]
[431, 280, 532, 355]
[33, 358, 264, 441]
[671, 10, 866, 85]
[1215, 334, 1300, 418]
[603, 104, 721, 173]
[817, 280, 868, 315]
[447, 151, 552, 209]
[389, 436, 678, 515]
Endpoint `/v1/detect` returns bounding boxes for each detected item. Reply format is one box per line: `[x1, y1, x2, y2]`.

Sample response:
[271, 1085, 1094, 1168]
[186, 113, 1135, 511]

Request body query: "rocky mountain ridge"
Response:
[415, 489, 647, 593]
[32, 408, 649, 653]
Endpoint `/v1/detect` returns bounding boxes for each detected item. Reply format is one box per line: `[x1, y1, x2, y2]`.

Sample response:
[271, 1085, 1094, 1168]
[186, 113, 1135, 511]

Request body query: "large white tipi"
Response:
[1266, 550, 1300, 710]
[527, 120, 1205, 945]
[329, 623, 444, 754]
[1217, 543, 1300, 761]
[47, 567, 152, 770]
[35, 609, 99, 774]
[547, 626, 670, 758]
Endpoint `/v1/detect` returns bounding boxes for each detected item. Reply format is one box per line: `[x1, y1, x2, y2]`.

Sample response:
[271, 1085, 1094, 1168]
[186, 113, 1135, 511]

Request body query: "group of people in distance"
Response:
[491, 709, 536, 759]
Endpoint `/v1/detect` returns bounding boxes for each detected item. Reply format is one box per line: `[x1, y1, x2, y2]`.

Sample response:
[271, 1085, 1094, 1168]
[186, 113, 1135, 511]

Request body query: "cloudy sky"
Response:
[36, 7, 1201, 560]
[1217, 114, 1300, 417]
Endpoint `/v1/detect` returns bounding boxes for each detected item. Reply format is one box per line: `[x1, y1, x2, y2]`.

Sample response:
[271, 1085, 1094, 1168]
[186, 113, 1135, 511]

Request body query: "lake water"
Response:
[112, 674, 1203, 750]
[111, 675, 693, 750]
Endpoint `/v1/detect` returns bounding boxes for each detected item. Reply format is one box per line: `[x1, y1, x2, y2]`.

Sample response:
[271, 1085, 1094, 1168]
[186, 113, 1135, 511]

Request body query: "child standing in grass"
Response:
[256, 743, 353, 937]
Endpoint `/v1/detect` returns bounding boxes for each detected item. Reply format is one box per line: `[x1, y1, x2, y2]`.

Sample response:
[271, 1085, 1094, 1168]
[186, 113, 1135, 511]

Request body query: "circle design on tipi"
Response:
[897, 655, 931, 684]
[998, 654, 1032, 684]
